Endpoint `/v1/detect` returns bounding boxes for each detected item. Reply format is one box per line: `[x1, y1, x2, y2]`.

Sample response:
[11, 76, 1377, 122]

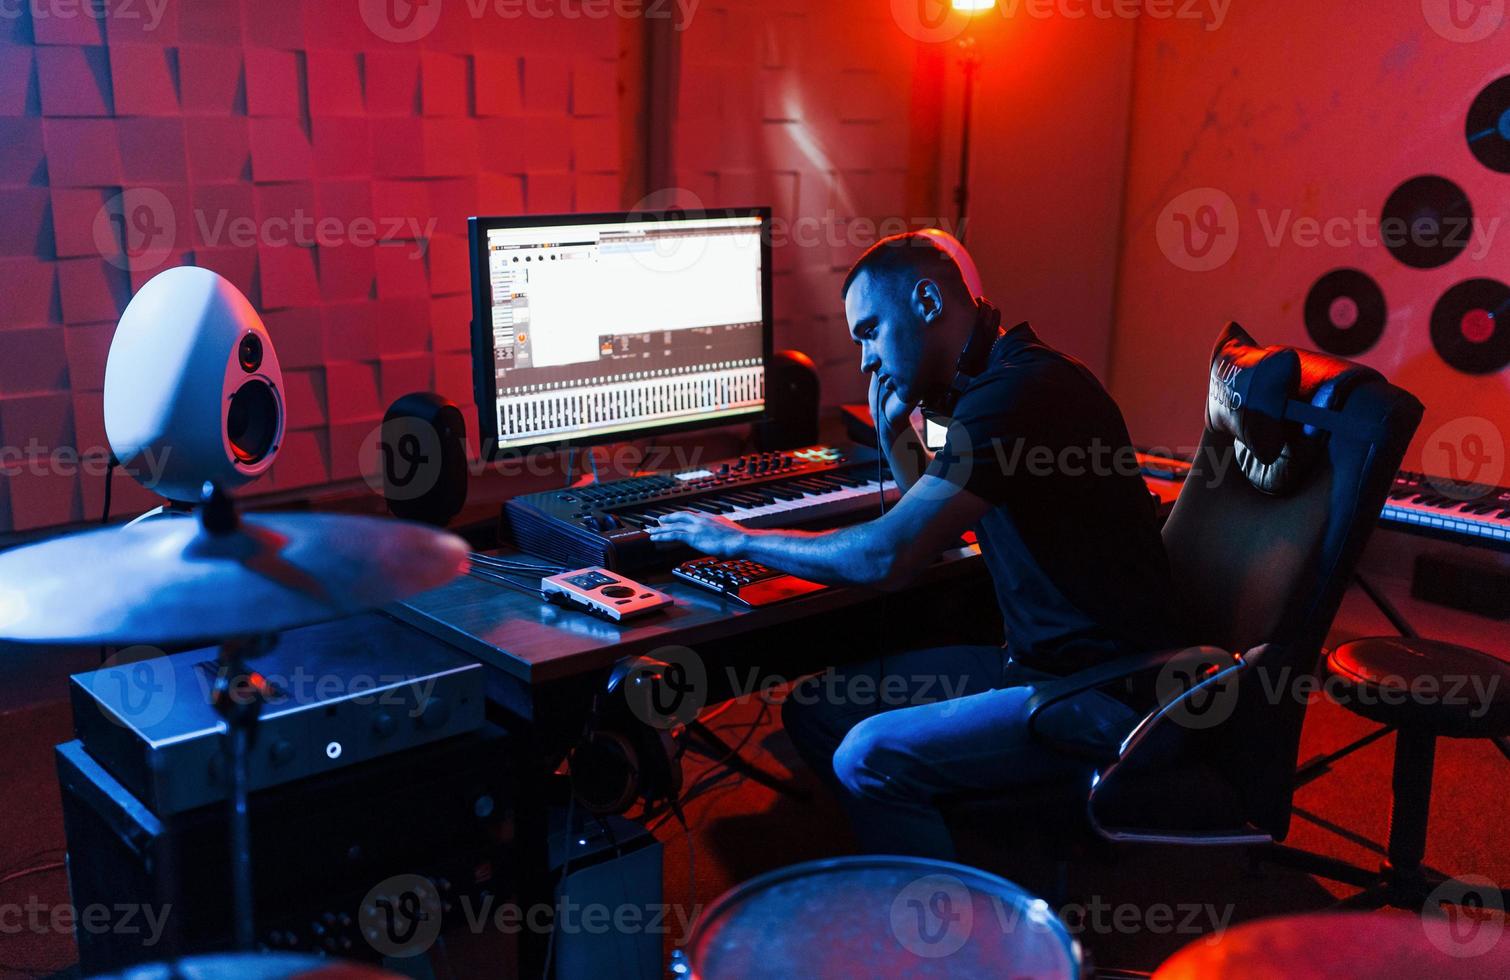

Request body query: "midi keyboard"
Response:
[503, 445, 899, 572]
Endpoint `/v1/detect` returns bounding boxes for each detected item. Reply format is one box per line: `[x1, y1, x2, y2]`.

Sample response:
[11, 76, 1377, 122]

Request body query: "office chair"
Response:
[958, 322, 1432, 895]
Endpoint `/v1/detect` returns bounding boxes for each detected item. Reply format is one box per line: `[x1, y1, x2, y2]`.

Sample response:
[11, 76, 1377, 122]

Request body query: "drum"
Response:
[686, 856, 1082, 979]
[91, 953, 403, 979]
[1153, 910, 1510, 978]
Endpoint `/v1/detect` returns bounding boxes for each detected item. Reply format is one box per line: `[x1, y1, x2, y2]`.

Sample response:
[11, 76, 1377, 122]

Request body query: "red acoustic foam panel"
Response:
[109, 44, 179, 116]
[374, 246, 431, 300]
[241, 0, 306, 51]
[281, 368, 329, 429]
[42, 119, 123, 185]
[426, 234, 470, 297]
[522, 56, 570, 115]
[421, 52, 469, 117]
[0, 257, 57, 329]
[262, 306, 327, 369]
[0, 46, 33, 115]
[192, 247, 259, 301]
[572, 59, 616, 118]
[304, 2, 369, 49]
[4, 5, 629, 532]
[525, 172, 573, 213]
[245, 49, 303, 118]
[50, 188, 113, 259]
[62, 324, 113, 393]
[101, 0, 181, 45]
[0, 328, 70, 395]
[248, 118, 314, 181]
[318, 245, 378, 303]
[364, 50, 422, 116]
[375, 298, 433, 357]
[35, 46, 113, 118]
[179, 46, 244, 116]
[269, 429, 331, 493]
[379, 354, 433, 406]
[29, 10, 104, 46]
[571, 116, 619, 172]
[118, 118, 189, 182]
[179, 0, 242, 43]
[0, 187, 50, 259]
[57, 259, 129, 325]
[257, 244, 321, 310]
[433, 353, 472, 406]
[474, 54, 523, 117]
[429, 296, 471, 353]
[324, 302, 382, 360]
[193, 182, 258, 248]
[313, 117, 373, 177]
[326, 419, 376, 482]
[324, 361, 382, 423]
[306, 51, 365, 117]
[184, 117, 252, 181]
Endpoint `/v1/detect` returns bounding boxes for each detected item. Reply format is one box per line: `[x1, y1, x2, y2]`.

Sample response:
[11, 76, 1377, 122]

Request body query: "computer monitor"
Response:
[468, 208, 773, 459]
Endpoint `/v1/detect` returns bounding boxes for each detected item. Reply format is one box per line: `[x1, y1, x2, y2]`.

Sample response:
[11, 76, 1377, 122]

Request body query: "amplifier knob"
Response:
[372, 711, 397, 737]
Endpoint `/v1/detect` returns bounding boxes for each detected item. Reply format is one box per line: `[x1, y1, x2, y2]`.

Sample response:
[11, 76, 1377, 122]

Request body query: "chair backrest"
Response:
[1090, 322, 1423, 842]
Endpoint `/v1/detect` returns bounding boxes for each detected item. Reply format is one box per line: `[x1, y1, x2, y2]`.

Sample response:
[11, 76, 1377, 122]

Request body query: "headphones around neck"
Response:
[926, 298, 1002, 418]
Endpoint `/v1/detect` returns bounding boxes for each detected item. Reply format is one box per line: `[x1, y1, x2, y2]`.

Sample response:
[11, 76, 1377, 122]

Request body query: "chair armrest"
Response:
[1023, 645, 1243, 744]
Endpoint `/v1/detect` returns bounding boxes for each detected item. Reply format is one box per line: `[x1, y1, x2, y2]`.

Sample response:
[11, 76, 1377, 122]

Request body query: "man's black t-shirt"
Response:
[924, 322, 1182, 670]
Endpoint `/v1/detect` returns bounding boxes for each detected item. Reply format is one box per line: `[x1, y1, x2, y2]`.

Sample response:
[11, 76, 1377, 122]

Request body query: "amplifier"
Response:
[56, 728, 518, 975]
[69, 614, 486, 815]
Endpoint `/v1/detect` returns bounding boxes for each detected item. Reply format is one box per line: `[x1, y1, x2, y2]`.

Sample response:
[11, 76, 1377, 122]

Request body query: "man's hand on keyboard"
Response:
[647, 510, 750, 557]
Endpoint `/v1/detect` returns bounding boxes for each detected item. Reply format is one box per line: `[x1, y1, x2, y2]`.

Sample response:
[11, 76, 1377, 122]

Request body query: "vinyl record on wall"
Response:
[1430, 279, 1510, 376]
[1380, 176, 1473, 269]
[1304, 268, 1386, 356]
[1466, 75, 1510, 174]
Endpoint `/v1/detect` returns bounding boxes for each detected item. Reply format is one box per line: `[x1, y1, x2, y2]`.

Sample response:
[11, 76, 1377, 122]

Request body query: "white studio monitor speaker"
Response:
[104, 267, 285, 503]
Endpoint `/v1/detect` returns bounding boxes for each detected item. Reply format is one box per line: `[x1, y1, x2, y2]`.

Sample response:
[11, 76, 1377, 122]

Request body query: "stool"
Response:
[1321, 637, 1510, 909]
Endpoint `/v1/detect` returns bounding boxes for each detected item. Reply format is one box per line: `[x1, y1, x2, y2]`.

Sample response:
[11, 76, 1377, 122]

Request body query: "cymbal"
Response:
[0, 508, 469, 647]
[1154, 910, 1510, 978]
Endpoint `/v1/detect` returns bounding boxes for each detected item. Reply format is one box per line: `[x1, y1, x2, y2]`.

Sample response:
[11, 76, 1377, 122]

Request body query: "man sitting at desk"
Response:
[647, 232, 1182, 860]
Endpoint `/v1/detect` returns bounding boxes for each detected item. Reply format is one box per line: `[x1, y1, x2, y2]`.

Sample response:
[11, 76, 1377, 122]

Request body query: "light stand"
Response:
[953, 36, 983, 242]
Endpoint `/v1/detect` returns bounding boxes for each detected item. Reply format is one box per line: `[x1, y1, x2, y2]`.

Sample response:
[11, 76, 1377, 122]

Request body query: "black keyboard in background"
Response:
[1380, 471, 1510, 550]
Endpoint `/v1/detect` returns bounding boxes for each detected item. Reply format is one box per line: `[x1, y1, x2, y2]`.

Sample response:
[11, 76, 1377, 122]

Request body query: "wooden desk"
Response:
[389, 542, 993, 717]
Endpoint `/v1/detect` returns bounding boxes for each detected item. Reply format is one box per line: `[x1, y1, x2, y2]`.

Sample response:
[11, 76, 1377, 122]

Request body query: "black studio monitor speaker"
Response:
[755, 349, 821, 451]
[380, 392, 469, 527]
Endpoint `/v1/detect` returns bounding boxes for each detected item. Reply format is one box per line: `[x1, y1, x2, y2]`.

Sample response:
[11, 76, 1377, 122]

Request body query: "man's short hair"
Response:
[840, 232, 971, 302]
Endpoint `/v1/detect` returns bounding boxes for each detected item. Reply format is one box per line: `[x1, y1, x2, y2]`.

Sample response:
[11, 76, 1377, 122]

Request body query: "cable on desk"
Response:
[469, 552, 567, 576]
[466, 566, 550, 600]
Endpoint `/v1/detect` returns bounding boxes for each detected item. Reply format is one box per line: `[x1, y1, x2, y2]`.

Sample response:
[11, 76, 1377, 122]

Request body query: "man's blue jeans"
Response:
[780, 645, 1140, 860]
